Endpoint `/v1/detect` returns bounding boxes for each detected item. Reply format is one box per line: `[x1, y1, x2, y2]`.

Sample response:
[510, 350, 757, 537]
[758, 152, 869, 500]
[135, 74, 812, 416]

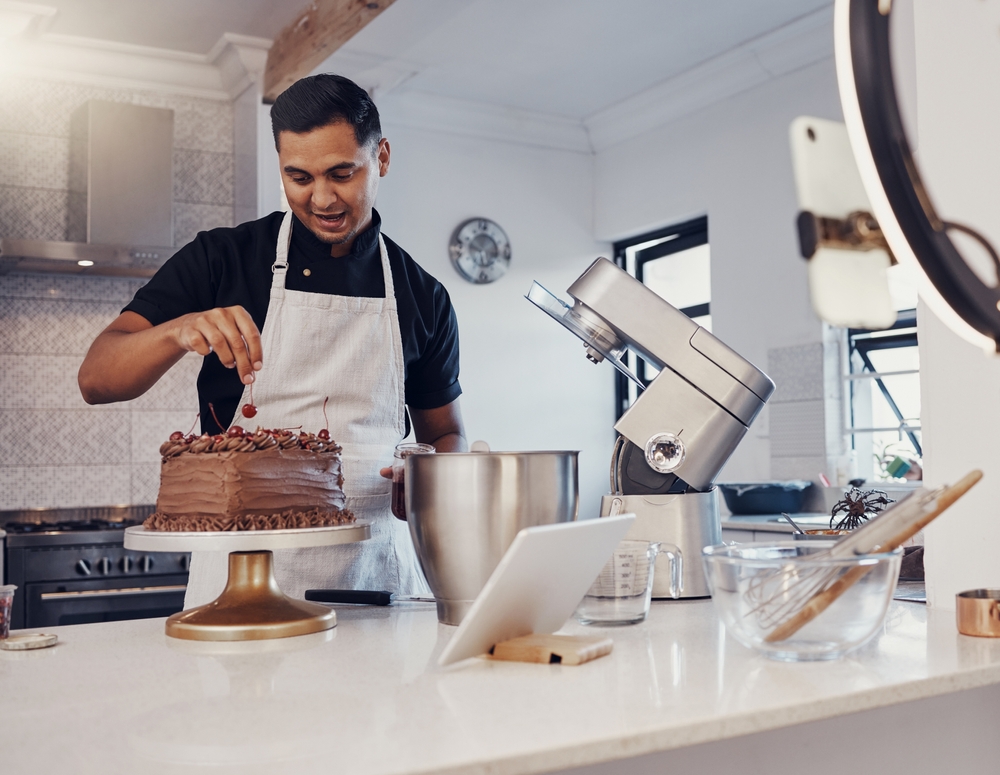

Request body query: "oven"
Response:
[2, 506, 189, 630]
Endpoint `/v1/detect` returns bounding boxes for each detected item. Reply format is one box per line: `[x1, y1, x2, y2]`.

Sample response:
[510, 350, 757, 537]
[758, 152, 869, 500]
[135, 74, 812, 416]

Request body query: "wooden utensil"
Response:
[764, 470, 982, 643]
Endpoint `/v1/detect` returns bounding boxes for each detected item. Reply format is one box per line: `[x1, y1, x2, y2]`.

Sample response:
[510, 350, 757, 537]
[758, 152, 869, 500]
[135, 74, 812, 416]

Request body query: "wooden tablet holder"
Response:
[488, 634, 613, 665]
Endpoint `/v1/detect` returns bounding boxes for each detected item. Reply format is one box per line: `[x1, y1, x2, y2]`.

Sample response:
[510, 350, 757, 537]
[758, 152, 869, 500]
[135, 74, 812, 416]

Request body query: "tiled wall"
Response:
[0, 273, 203, 509]
[768, 343, 828, 481]
[0, 74, 235, 509]
[0, 75, 235, 246]
[768, 340, 847, 507]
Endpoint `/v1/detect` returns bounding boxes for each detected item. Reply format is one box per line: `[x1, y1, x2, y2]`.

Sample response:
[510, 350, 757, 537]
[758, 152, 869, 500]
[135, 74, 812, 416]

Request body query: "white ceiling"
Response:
[26, 0, 832, 121]
[327, 0, 832, 119]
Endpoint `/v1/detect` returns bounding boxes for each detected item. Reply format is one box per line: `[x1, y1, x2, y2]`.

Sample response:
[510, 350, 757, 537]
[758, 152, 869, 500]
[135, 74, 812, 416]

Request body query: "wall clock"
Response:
[449, 218, 511, 284]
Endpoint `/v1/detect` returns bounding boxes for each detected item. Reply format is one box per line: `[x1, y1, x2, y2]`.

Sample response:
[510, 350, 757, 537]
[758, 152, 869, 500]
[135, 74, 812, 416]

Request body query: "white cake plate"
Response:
[124, 523, 370, 552]
[124, 522, 371, 642]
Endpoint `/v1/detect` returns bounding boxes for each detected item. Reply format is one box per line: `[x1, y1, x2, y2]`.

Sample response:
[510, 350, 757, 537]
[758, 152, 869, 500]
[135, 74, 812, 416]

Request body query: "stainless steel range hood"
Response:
[0, 101, 178, 278]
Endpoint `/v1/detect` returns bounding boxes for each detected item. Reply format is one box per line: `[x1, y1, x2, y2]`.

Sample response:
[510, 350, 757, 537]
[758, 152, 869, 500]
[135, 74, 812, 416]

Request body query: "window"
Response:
[846, 309, 921, 481]
[612, 216, 710, 418]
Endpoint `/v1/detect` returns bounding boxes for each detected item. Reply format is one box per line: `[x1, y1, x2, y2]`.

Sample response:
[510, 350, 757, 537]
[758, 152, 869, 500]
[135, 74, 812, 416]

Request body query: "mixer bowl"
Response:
[405, 450, 579, 624]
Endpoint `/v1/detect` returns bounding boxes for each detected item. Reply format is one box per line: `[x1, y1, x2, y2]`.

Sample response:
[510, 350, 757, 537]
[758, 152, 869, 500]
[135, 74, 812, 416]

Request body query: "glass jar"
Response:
[391, 443, 435, 520]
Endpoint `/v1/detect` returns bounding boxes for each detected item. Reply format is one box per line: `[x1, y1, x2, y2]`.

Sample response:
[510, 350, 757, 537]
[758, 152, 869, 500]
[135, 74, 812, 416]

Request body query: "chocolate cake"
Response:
[143, 426, 354, 531]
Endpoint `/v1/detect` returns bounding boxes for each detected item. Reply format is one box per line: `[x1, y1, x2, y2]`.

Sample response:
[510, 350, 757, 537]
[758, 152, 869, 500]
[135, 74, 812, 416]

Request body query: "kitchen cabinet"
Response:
[2, 598, 998, 774]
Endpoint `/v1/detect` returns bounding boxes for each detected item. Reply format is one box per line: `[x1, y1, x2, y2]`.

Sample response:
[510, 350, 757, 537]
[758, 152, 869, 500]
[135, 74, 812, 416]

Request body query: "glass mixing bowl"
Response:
[702, 541, 902, 661]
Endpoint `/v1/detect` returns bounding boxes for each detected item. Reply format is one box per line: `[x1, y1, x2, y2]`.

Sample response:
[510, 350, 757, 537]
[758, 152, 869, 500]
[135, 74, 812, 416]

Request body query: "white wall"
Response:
[914, 0, 1000, 607]
[594, 58, 844, 482]
[371, 124, 614, 513]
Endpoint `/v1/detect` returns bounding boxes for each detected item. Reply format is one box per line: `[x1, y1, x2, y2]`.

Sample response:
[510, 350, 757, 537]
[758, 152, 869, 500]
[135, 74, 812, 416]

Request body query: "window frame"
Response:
[612, 216, 709, 420]
[845, 308, 921, 467]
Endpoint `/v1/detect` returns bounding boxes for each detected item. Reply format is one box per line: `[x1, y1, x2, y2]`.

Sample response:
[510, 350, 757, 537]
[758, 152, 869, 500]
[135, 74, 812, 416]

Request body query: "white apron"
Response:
[183, 211, 430, 607]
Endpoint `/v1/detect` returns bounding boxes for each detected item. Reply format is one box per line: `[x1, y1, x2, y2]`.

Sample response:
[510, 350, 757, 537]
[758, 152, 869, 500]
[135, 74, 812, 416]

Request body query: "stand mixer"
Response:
[528, 257, 775, 598]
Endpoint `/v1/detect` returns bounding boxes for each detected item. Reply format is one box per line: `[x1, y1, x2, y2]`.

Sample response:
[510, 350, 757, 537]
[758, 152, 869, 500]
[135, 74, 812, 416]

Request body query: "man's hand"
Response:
[79, 307, 262, 405]
[169, 306, 262, 386]
[378, 399, 468, 479]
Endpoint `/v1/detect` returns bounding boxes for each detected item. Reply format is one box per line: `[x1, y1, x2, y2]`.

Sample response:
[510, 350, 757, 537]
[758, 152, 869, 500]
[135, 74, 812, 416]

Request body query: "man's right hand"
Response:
[169, 306, 262, 386]
[79, 307, 262, 405]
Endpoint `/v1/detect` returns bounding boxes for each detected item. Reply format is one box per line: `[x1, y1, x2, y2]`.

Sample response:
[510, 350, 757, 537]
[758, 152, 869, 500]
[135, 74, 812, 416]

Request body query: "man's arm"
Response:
[411, 398, 467, 453]
[379, 398, 467, 480]
[78, 308, 263, 404]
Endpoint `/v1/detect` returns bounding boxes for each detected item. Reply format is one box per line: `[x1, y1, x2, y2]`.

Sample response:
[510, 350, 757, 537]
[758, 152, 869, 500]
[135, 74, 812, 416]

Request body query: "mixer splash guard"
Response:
[526, 281, 644, 388]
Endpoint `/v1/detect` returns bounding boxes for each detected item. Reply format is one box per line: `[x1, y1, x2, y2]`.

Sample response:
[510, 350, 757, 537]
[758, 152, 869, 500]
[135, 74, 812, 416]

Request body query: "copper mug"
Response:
[956, 589, 1000, 637]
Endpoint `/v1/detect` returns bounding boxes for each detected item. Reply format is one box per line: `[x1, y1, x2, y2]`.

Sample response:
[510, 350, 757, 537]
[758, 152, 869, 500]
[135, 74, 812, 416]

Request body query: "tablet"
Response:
[437, 514, 636, 666]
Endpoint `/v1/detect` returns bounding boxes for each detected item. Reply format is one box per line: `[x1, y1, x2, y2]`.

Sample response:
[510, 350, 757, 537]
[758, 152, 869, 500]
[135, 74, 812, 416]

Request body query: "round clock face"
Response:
[449, 218, 511, 284]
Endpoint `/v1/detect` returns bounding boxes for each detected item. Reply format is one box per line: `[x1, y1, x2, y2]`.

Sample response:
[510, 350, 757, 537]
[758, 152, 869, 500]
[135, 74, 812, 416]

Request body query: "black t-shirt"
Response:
[124, 209, 461, 433]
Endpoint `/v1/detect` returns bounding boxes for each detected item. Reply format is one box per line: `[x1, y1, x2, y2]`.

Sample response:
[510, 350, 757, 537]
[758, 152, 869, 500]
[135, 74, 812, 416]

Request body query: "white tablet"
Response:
[437, 514, 636, 667]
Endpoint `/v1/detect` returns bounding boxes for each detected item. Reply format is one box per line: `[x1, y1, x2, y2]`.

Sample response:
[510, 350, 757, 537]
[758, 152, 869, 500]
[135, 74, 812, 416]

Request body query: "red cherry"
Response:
[212, 434, 225, 443]
[183, 434, 196, 444]
[318, 429, 330, 441]
[227, 426, 245, 438]
[169, 431, 184, 441]
[241, 404, 257, 418]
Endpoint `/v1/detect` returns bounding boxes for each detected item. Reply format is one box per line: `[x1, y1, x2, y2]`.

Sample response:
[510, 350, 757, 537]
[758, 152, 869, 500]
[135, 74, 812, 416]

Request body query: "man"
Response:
[79, 74, 467, 605]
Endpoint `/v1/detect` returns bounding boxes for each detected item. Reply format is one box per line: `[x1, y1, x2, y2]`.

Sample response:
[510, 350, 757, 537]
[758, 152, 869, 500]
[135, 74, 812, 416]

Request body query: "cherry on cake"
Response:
[143, 425, 354, 531]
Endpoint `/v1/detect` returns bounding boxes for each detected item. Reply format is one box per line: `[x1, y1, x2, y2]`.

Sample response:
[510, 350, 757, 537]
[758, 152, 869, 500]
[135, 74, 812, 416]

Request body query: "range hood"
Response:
[0, 101, 178, 278]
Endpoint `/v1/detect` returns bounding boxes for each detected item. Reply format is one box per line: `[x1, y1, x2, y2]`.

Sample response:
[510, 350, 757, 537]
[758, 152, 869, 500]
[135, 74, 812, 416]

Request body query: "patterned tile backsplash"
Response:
[0, 273, 201, 509]
[0, 73, 236, 508]
[0, 74, 235, 245]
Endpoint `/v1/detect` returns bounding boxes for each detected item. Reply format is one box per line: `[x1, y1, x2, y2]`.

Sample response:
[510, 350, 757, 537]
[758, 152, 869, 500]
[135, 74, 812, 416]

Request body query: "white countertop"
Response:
[3, 599, 1000, 775]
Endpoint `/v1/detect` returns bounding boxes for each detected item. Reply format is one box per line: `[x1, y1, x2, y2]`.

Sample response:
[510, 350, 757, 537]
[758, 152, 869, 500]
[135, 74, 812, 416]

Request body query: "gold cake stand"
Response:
[124, 523, 370, 642]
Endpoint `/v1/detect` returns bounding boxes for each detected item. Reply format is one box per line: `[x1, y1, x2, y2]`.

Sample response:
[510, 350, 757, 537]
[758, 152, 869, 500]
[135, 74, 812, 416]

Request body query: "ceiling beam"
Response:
[262, 0, 397, 104]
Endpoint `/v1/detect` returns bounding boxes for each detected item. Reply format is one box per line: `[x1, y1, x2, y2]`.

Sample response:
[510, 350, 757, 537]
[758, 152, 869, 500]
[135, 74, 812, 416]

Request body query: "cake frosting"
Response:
[143, 426, 354, 531]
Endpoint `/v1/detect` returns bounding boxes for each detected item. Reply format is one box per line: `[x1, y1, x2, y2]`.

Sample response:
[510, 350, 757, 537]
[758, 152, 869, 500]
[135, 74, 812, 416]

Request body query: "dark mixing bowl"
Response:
[718, 481, 813, 515]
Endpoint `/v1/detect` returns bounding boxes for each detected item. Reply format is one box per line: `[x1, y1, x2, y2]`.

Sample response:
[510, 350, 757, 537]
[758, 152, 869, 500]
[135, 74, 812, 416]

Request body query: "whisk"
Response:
[742, 471, 981, 643]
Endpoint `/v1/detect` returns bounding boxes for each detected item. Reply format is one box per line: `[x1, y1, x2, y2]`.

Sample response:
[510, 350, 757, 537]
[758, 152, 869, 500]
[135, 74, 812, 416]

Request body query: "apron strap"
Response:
[271, 212, 392, 300]
[271, 209, 294, 285]
[377, 234, 395, 301]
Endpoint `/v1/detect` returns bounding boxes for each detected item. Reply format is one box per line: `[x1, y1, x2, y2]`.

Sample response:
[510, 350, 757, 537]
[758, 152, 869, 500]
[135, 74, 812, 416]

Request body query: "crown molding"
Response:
[378, 89, 592, 154]
[0, 4, 832, 141]
[583, 6, 835, 152]
[0, 29, 272, 101]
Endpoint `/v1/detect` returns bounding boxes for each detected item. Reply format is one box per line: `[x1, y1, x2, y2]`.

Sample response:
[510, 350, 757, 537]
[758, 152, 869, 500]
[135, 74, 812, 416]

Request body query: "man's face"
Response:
[277, 121, 390, 257]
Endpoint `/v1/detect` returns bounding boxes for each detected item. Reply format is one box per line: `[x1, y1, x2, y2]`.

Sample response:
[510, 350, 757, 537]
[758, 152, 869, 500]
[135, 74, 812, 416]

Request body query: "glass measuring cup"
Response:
[575, 540, 664, 625]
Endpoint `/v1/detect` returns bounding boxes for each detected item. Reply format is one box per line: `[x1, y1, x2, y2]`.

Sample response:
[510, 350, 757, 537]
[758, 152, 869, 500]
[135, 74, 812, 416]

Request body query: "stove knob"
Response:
[119, 556, 132, 573]
[139, 555, 155, 573]
[97, 558, 112, 575]
[76, 559, 92, 576]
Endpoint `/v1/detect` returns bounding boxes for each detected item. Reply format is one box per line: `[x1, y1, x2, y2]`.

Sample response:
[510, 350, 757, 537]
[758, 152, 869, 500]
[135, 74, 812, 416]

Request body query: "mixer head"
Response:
[528, 258, 775, 495]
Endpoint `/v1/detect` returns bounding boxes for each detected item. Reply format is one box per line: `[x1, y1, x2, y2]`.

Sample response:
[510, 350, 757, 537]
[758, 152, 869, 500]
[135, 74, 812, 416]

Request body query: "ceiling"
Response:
[23, 0, 832, 120]
[35, 0, 299, 52]
[326, 0, 831, 119]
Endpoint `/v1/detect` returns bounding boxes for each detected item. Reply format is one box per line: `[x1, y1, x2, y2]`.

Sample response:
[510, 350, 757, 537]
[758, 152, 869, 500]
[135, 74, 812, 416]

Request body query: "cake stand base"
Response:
[166, 551, 336, 642]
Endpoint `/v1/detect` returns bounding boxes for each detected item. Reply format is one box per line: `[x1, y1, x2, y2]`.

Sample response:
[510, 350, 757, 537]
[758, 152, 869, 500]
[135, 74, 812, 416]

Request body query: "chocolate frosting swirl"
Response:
[159, 428, 341, 461]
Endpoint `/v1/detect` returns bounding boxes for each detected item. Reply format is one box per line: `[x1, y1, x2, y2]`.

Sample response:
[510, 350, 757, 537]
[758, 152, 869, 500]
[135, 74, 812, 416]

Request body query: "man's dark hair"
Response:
[270, 74, 381, 151]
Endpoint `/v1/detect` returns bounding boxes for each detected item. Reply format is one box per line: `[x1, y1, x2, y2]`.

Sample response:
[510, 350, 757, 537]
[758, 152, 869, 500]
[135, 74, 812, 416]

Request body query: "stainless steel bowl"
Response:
[405, 450, 579, 624]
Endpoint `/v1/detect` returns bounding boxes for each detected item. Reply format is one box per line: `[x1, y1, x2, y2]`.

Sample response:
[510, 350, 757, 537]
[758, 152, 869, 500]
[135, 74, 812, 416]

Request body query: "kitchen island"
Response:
[3, 598, 999, 774]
